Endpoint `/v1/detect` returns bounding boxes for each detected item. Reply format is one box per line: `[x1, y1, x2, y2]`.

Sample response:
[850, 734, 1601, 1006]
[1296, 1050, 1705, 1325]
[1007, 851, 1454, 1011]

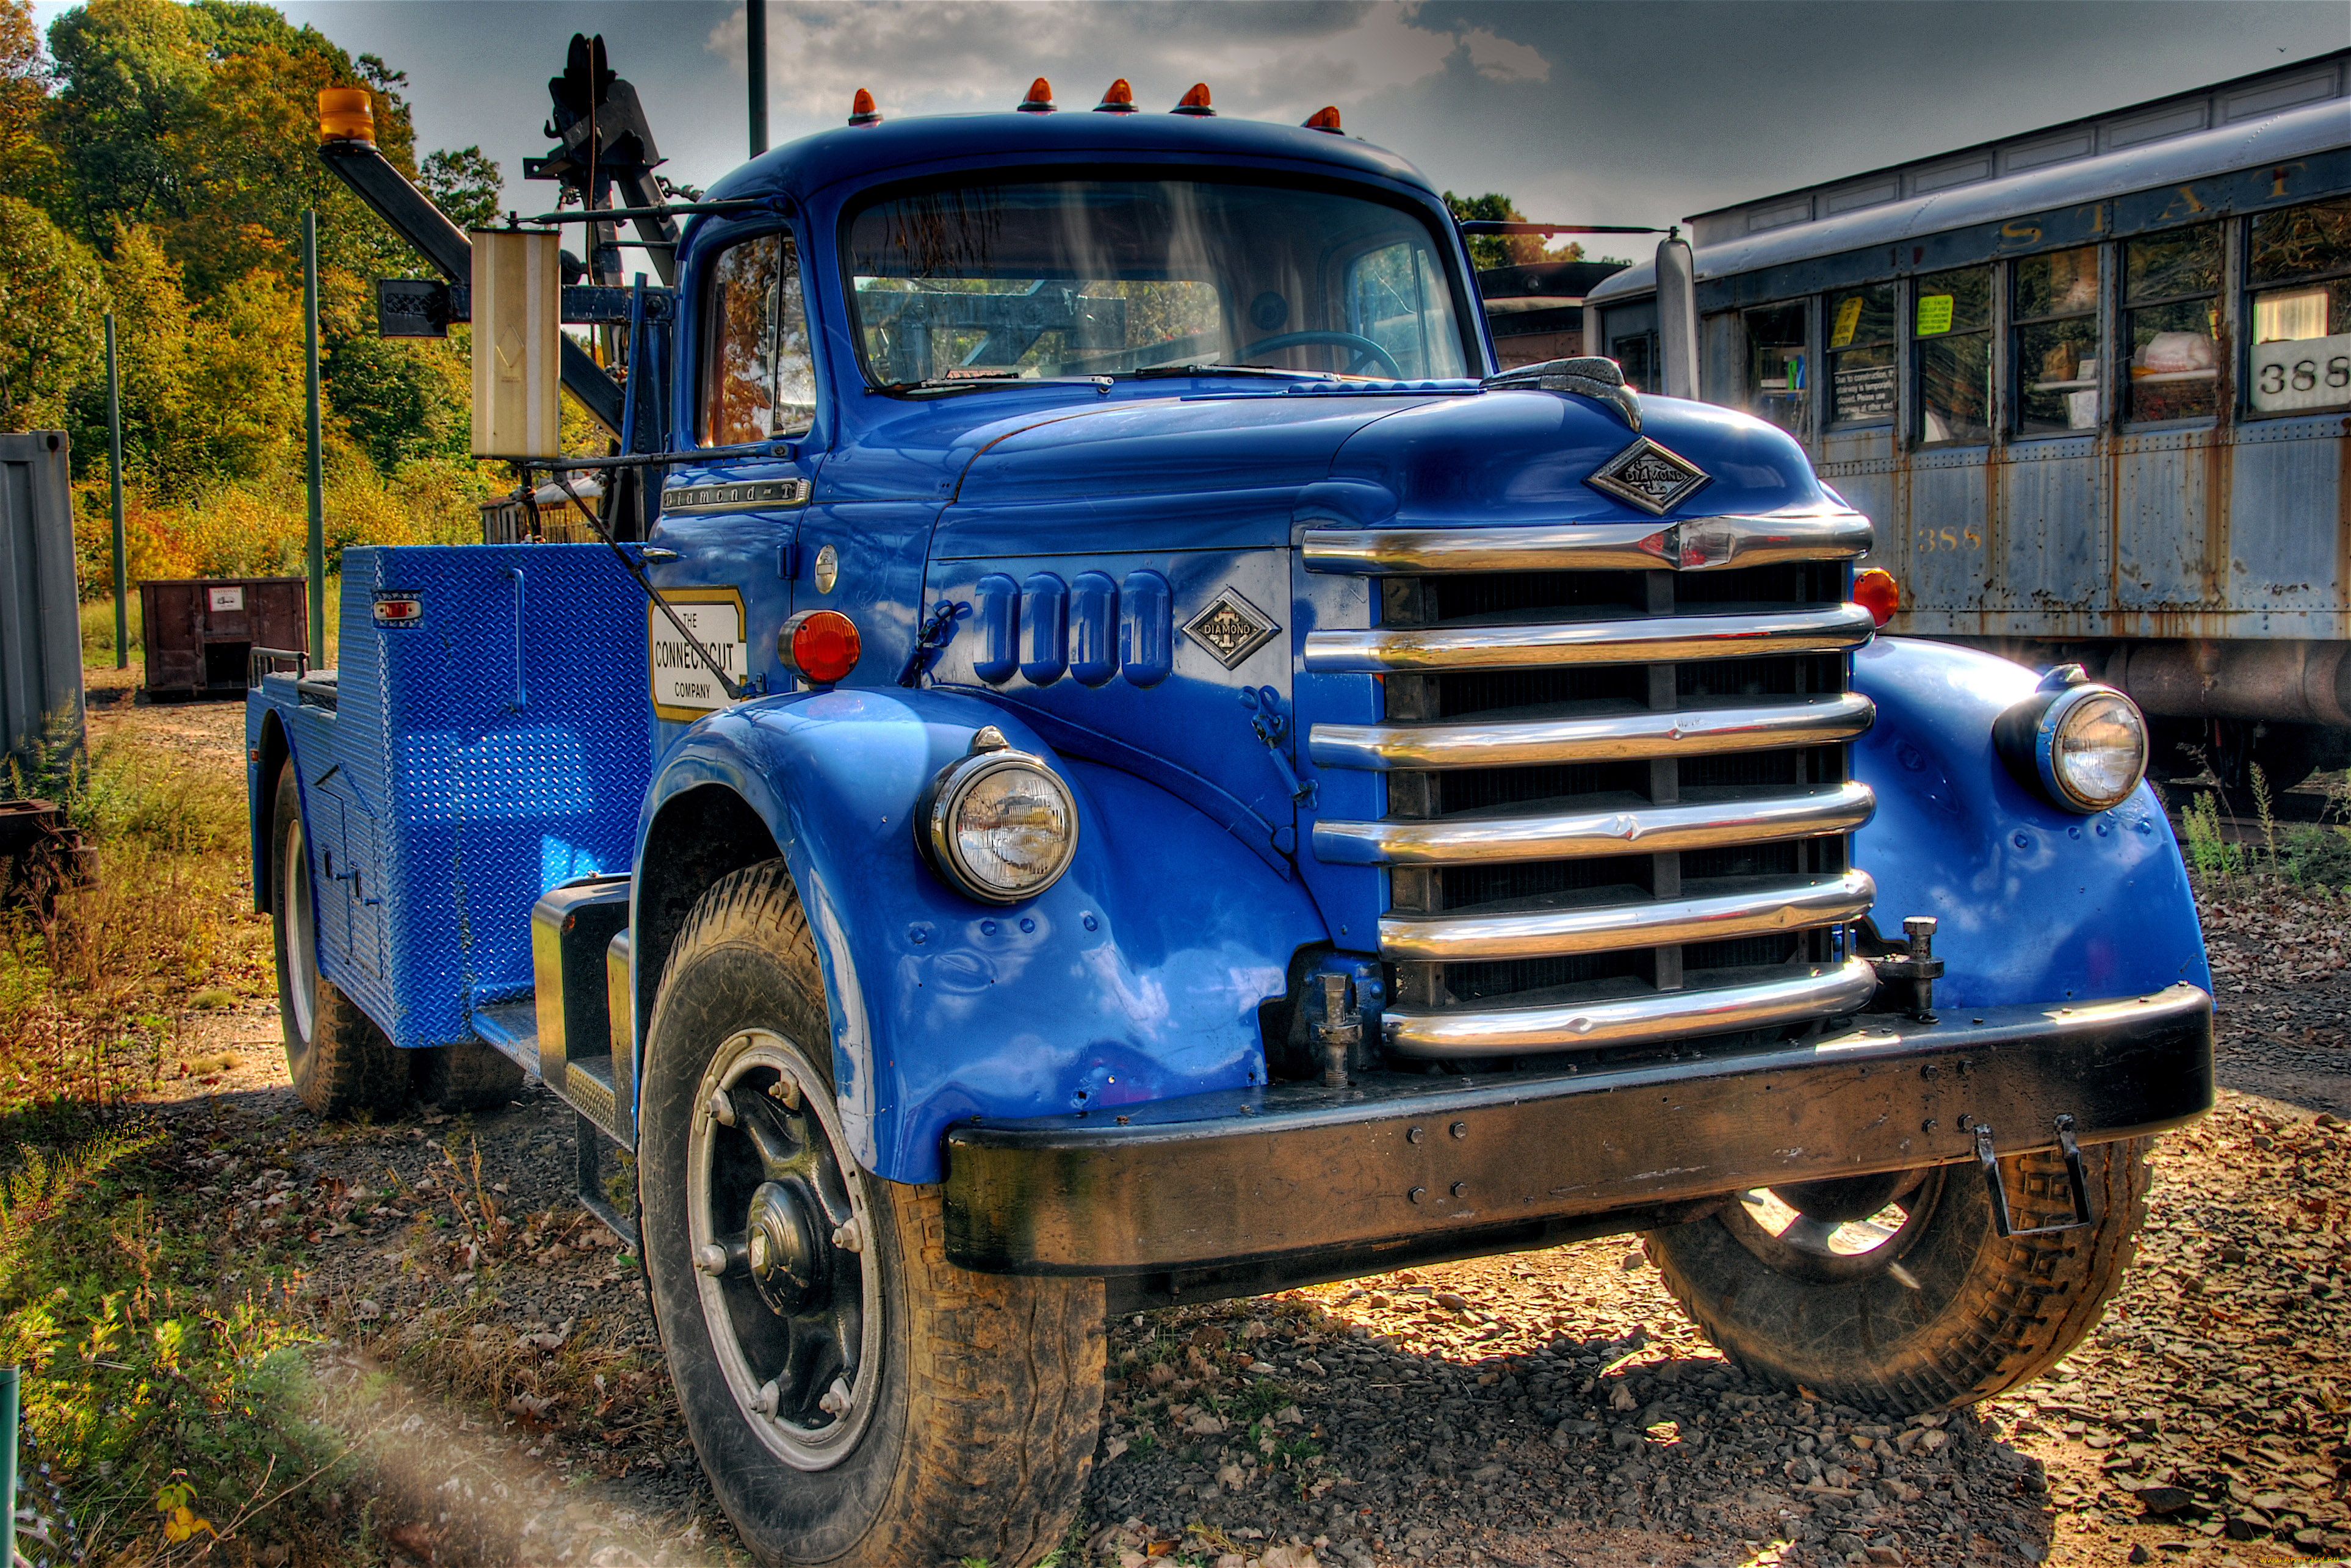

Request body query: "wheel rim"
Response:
[1722, 1166, 1947, 1284]
[281, 809, 317, 1045]
[687, 1028, 882, 1471]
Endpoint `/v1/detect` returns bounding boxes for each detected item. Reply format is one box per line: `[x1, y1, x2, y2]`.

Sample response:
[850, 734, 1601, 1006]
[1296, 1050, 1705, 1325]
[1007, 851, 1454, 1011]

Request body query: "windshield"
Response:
[846, 178, 1475, 386]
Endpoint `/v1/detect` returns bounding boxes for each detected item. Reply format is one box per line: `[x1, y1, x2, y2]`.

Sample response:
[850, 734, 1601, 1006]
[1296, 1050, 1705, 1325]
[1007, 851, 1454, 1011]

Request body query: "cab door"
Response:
[645, 228, 822, 752]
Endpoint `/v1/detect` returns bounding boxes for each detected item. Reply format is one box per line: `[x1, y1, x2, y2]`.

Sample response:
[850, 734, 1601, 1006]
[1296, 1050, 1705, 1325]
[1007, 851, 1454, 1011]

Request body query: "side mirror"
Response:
[1655, 234, 1700, 402]
[470, 229, 563, 459]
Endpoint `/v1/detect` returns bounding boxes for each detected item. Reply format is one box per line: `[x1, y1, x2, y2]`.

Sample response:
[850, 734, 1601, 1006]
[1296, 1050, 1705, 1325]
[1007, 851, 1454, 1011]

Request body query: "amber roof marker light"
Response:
[847, 88, 882, 126]
[1171, 82, 1216, 116]
[317, 87, 374, 146]
[1854, 568, 1900, 629]
[1017, 78, 1055, 113]
[1302, 106, 1344, 134]
[1094, 78, 1139, 113]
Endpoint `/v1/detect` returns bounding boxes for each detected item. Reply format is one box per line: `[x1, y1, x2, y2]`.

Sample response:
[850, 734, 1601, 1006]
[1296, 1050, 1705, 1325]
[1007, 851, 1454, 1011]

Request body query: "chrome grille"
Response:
[1303, 510, 1880, 1058]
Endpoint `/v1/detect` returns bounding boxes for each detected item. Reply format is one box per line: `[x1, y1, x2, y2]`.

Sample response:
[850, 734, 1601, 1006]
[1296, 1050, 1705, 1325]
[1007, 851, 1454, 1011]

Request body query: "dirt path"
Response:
[96, 690, 2351, 1568]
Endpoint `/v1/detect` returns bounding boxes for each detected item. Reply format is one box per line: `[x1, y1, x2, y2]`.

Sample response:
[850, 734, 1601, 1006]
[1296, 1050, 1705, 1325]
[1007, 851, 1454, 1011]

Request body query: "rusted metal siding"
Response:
[139, 577, 308, 700]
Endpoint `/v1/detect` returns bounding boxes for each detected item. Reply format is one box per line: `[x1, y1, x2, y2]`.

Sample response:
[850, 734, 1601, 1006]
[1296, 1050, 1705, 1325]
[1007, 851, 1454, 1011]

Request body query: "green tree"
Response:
[0, 194, 103, 432]
[0, 0, 58, 198]
[93, 222, 193, 480]
[1443, 190, 1583, 272]
[420, 145, 501, 232]
[42, 0, 208, 248]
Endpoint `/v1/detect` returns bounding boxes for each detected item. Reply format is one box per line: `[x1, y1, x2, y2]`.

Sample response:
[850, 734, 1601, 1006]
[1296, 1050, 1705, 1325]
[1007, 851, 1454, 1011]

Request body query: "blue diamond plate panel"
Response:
[311, 545, 652, 1049]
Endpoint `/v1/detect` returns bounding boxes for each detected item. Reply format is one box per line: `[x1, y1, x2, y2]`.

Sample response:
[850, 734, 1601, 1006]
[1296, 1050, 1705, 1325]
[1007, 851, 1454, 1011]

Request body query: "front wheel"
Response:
[638, 861, 1103, 1567]
[1646, 1137, 2153, 1411]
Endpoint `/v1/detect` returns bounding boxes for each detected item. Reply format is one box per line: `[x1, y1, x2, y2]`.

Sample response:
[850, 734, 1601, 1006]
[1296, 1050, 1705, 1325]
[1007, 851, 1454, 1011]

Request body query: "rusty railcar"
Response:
[1587, 50, 2351, 784]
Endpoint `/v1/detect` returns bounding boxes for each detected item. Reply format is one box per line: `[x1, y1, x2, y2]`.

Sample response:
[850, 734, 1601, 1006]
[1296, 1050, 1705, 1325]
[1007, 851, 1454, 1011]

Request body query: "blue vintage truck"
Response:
[251, 59, 2215, 1567]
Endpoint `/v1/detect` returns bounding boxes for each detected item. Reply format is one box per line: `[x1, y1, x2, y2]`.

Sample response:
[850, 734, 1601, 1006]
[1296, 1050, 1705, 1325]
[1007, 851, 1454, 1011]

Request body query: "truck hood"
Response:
[929, 383, 1835, 538]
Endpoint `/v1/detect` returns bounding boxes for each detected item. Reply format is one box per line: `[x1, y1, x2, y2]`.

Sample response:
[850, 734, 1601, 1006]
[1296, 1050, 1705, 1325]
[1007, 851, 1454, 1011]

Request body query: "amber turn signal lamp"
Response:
[1854, 568, 1900, 629]
[781, 610, 862, 685]
[1302, 106, 1343, 134]
[848, 89, 882, 126]
[1017, 77, 1055, 112]
[1172, 82, 1215, 116]
[1095, 78, 1138, 113]
[318, 88, 374, 146]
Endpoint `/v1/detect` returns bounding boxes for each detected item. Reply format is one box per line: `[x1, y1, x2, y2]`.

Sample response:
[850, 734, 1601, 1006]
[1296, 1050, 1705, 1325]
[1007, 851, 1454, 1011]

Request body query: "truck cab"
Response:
[250, 73, 2214, 1568]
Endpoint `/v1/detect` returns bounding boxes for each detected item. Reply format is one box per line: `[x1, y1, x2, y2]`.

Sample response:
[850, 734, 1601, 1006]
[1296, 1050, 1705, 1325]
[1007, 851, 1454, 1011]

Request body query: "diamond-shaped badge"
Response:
[1584, 436, 1712, 516]
[1182, 588, 1280, 669]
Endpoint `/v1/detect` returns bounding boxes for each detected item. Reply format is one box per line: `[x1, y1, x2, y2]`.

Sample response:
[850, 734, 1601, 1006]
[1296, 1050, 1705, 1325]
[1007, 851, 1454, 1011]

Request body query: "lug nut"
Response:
[769, 1077, 801, 1110]
[694, 1243, 729, 1275]
[831, 1217, 864, 1254]
[751, 1379, 781, 1417]
[707, 1088, 736, 1127]
[818, 1376, 854, 1417]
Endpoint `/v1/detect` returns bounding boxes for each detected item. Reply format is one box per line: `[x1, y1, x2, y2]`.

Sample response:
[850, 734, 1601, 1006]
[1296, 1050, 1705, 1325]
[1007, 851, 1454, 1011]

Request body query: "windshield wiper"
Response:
[1125, 364, 1335, 381]
[876, 374, 1111, 396]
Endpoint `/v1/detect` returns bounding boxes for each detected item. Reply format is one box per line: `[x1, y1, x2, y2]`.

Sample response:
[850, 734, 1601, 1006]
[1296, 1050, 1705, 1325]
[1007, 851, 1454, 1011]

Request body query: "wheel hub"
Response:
[685, 1031, 883, 1472]
[746, 1180, 820, 1315]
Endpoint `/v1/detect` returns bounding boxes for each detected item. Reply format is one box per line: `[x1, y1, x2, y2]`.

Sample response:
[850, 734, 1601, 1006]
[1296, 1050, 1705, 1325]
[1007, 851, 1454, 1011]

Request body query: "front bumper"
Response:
[942, 983, 2212, 1276]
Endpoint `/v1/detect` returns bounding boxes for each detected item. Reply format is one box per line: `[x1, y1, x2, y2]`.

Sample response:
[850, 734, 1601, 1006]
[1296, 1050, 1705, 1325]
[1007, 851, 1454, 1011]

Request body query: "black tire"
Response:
[413, 1041, 527, 1111]
[639, 860, 1103, 1567]
[270, 767, 408, 1119]
[1645, 1136, 2153, 1411]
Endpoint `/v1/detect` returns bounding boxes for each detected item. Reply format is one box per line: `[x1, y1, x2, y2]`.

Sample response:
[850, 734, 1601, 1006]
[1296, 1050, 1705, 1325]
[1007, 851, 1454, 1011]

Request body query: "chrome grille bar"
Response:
[1381, 958, 1880, 1057]
[1301, 510, 1873, 577]
[1380, 870, 1876, 961]
[1303, 603, 1875, 674]
[1313, 781, 1874, 866]
[1308, 692, 1875, 771]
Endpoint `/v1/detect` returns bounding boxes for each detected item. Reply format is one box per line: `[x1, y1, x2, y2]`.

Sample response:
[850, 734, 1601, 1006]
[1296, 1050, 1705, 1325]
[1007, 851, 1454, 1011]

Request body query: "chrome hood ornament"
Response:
[1483, 356, 1641, 432]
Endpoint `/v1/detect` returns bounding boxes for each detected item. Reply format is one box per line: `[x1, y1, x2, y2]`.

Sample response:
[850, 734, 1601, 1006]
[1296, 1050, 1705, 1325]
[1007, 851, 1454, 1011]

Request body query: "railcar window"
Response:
[1741, 303, 1808, 435]
[701, 231, 817, 445]
[2014, 245, 2102, 435]
[2124, 226, 2220, 422]
[1824, 283, 1896, 426]
[1912, 267, 1991, 444]
[2248, 195, 2351, 414]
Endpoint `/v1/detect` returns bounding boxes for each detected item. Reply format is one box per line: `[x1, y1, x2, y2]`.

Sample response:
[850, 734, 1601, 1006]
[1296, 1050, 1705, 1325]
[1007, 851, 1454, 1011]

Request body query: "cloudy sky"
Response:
[48, 1, 2350, 236]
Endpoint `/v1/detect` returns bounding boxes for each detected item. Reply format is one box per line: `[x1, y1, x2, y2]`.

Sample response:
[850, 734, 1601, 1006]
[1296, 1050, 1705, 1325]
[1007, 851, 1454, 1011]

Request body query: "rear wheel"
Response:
[1646, 1138, 2153, 1411]
[638, 860, 1103, 1566]
[271, 767, 407, 1119]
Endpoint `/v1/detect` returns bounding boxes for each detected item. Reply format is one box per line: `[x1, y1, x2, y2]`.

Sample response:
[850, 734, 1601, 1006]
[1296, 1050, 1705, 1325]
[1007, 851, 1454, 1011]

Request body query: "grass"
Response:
[2178, 764, 2351, 891]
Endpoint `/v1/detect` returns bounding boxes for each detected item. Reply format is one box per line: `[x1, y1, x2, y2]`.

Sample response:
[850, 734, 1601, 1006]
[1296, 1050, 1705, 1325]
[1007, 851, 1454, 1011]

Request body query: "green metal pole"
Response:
[105, 315, 126, 670]
[1, 1364, 20, 1568]
[302, 210, 325, 668]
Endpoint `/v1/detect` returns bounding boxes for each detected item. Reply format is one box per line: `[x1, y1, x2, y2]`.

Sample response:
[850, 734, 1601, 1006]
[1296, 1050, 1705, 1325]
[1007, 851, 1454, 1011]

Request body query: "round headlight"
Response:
[920, 742, 1078, 905]
[2043, 688, 2147, 811]
[1995, 679, 2148, 814]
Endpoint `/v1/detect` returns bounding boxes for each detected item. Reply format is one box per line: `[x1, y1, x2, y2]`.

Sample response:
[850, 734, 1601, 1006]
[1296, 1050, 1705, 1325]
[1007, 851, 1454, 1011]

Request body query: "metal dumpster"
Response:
[139, 577, 307, 701]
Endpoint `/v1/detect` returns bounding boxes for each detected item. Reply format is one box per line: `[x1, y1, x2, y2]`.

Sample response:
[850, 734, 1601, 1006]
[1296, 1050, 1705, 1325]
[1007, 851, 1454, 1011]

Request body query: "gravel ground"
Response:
[97, 692, 2351, 1568]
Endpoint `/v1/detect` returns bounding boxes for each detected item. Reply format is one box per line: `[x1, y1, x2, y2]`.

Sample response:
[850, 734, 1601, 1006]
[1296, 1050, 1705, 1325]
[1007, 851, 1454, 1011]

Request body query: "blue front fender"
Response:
[1851, 638, 2211, 1007]
[637, 688, 1324, 1183]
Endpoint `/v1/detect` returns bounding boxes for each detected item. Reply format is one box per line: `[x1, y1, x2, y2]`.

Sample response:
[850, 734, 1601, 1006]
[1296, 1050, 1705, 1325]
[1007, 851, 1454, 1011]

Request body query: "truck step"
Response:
[470, 1001, 538, 1067]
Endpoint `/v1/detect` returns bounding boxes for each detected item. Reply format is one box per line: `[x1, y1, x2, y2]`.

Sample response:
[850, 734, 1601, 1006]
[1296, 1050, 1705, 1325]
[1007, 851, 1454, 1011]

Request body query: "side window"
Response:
[1601, 299, 1658, 392]
[1741, 302, 1808, 435]
[2123, 226, 2220, 423]
[1824, 283, 1896, 427]
[1345, 242, 1467, 379]
[1912, 267, 1991, 444]
[2248, 195, 2351, 414]
[701, 232, 817, 446]
[2013, 245, 2102, 435]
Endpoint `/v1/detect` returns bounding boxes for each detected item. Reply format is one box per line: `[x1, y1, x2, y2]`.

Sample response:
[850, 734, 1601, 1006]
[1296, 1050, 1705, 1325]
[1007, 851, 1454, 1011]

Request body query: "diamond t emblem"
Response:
[1182, 589, 1280, 668]
[1584, 436, 1712, 516]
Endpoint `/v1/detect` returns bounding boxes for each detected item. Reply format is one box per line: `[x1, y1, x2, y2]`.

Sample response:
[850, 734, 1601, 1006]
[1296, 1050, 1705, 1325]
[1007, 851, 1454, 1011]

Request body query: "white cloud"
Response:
[704, 1, 1553, 131]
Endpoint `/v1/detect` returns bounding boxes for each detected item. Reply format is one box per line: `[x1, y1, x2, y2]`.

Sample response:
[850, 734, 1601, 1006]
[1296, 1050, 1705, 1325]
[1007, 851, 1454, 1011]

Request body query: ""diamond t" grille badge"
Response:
[1584, 436, 1713, 516]
[1183, 589, 1280, 668]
